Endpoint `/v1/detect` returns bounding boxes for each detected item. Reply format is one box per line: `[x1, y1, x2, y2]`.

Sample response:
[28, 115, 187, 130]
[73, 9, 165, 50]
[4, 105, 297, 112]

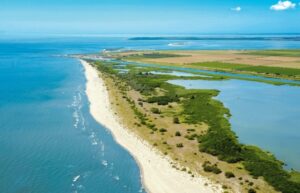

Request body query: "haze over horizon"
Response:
[1, 0, 300, 35]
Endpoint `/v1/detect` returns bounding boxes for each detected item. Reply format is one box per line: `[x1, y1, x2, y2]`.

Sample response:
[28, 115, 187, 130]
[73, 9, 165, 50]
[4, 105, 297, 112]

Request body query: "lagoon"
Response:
[169, 78, 300, 171]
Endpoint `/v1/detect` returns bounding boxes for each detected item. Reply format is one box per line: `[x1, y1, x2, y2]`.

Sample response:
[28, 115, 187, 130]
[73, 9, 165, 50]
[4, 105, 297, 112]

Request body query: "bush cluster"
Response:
[159, 128, 167, 133]
[202, 161, 222, 174]
[147, 95, 179, 105]
[225, 171, 235, 178]
[173, 117, 180, 124]
[175, 131, 181, 136]
[150, 107, 160, 114]
[176, 143, 184, 148]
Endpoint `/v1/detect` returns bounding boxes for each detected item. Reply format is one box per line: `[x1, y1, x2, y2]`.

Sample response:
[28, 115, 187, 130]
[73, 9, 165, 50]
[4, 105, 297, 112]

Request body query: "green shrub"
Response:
[159, 128, 167, 133]
[147, 95, 178, 105]
[187, 128, 195, 132]
[225, 171, 235, 178]
[175, 131, 181, 136]
[150, 107, 160, 114]
[176, 143, 184, 148]
[202, 161, 222, 174]
[186, 134, 197, 140]
[248, 188, 256, 193]
[173, 117, 180, 124]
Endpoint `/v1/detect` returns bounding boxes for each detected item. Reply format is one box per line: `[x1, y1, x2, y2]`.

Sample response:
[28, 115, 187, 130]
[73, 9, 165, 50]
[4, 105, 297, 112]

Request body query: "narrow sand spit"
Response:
[81, 59, 222, 193]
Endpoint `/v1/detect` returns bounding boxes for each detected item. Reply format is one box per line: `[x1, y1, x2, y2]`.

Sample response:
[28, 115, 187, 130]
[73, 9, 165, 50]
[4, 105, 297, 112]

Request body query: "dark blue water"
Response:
[1, 36, 300, 193]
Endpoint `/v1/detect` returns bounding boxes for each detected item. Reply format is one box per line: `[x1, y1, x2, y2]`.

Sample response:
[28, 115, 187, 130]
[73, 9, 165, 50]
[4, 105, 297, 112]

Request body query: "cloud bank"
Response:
[231, 6, 242, 12]
[270, 1, 296, 10]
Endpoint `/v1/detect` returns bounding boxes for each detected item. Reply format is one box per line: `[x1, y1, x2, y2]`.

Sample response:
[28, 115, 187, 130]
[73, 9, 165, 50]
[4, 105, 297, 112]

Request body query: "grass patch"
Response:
[239, 66, 300, 77]
[190, 61, 300, 77]
[246, 50, 300, 57]
[290, 170, 300, 183]
[141, 53, 184, 58]
[190, 61, 250, 70]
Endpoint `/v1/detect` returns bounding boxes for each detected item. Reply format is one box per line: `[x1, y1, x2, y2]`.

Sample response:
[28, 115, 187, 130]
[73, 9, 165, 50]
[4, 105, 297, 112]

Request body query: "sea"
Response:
[0, 35, 300, 193]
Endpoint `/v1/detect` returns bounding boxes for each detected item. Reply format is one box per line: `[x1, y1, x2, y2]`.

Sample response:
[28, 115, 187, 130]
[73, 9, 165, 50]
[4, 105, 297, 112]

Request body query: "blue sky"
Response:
[0, 0, 300, 35]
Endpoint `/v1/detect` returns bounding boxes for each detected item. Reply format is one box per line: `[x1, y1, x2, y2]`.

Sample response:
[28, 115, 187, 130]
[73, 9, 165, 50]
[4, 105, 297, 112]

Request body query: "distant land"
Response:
[129, 36, 300, 41]
[108, 49, 300, 83]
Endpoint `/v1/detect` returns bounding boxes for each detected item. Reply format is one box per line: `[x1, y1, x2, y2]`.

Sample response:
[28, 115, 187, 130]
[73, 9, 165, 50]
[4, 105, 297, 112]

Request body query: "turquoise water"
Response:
[0, 38, 146, 193]
[1, 36, 300, 192]
[169, 79, 300, 171]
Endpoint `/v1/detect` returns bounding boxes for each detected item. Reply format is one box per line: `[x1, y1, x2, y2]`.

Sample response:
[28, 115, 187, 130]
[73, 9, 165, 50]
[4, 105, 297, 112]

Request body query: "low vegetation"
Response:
[248, 188, 257, 193]
[139, 53, 185, 58]
[225, 171, 235, 178]
[246, 50, 300, 57]
[173, 117, 180, 124]
[90, 60, 300, 193]
[114, 50, 300, 82]
[175, 131, 181, 136]
[150, 107, 161, 114]
[122, 52, 185, 59]
[190, 61, 300, 78]
[202, 161, 222, 174]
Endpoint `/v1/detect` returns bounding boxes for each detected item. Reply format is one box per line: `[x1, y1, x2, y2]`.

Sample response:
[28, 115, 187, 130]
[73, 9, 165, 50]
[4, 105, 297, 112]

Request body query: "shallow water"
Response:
[117, 60, 300, 85]
[169, 79, 300, 171]
[0, 36, 300, 192]
[149, 71, 211, 77]
[0, 38, 146, 193]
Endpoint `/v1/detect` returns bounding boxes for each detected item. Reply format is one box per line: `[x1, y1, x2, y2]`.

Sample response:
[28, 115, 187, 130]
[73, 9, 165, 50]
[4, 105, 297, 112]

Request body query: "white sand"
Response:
[81, 59, 222, 193]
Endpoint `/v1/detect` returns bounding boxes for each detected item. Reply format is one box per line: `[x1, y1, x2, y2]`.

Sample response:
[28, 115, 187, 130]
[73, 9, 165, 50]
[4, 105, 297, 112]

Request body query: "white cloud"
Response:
[270, 1, 296, 10]
[231, 6, 242, 12]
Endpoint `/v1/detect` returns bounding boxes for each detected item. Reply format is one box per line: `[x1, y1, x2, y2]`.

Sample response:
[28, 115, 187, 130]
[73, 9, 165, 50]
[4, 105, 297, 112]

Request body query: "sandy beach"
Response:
[81, 59, 222, 193]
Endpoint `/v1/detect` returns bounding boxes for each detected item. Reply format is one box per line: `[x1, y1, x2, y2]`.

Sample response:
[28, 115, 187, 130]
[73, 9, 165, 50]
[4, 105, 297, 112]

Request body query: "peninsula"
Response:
[79, 49, 300, 193]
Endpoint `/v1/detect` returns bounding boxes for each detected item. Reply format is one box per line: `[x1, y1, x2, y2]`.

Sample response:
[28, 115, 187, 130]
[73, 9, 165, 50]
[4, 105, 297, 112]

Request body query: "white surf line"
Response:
[81, 59, 222, 193]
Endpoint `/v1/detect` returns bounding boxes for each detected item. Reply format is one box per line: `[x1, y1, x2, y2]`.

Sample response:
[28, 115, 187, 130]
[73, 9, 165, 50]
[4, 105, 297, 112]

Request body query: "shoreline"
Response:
[104, 50, 300, 85]
[80, 59, 222, 193]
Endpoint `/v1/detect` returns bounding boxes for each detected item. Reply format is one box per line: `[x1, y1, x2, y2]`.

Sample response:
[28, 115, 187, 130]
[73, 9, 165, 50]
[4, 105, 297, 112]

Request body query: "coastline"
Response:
[80, 59, 222, 193]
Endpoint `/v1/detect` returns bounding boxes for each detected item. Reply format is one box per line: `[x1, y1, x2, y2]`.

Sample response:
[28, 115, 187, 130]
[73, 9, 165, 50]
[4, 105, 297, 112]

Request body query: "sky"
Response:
[0, 0, 300, 35]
